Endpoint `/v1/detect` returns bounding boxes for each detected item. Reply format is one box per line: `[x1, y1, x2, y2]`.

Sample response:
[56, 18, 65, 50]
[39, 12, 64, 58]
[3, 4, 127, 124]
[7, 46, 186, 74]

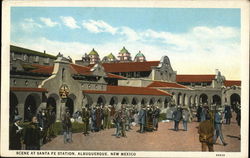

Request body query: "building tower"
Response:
[88, 48, 100, 64]
[102, 53, 117, 63]
[117, 46, 132, 62]
[134, 51, 146, 62]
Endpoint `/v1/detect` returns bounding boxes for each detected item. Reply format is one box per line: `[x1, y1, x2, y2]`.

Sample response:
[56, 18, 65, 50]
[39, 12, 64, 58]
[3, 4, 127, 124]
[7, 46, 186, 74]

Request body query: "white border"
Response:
[1, 0, 249, 157]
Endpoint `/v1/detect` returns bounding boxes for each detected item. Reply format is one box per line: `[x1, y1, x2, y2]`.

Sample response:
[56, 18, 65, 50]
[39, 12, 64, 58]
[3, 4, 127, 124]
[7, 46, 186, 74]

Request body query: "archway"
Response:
[149, 98, 155, 105]
[10, 92, 18, 122]
[121, 97, 129, 104]
[66, 98, 74, 117]
[97, 95, 106, 106]
[47, 97, 57, 113]
[230, 93, 240, 106]
[109, 96, 118, 106]
[199, 93, 208, 104]
[212, 95, 221, 105]
[131, 97, 138, 106]
[164, 97, 169, 108]
[157, 98, 162, 108]
[141, 98, 147, 106]
[24, 95, 38, 121]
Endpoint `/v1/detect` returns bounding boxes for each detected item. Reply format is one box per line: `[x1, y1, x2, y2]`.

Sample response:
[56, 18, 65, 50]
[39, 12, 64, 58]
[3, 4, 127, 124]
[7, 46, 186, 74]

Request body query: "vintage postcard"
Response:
[1, 0, 249, 157]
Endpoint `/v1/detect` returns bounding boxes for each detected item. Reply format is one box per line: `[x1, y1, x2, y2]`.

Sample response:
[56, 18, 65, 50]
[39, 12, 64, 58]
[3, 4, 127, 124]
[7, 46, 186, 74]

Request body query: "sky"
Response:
[10, 7, 241, 80]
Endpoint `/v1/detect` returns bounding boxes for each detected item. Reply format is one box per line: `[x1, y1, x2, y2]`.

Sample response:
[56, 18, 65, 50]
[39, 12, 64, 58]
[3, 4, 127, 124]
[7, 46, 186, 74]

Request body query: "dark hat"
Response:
[14, 115, 22, 122]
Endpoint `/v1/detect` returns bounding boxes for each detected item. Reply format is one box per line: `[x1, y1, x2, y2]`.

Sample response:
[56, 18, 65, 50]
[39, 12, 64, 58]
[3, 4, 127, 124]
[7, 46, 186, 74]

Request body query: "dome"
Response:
[89, 48, 99, 56]
[107, 53, 116, 59]
[119, 46, 130, 54]
[135, 51, 145, 57]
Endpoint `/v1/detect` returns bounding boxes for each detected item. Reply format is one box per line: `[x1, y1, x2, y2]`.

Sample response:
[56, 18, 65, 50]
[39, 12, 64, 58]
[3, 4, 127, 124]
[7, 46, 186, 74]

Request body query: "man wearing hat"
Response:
[153, 106, 161, 131]
[213, 110, 227, 146]
[113, 109, 122, 138]
[138, 105, 146, 133]
[82, 106, 90, 135]
[9, 115, 23, 150]
[62, 109, 72, 143]
[172, 106, 182, 131]
[24, 116, 42, 150]
[182, 107, 190, 131]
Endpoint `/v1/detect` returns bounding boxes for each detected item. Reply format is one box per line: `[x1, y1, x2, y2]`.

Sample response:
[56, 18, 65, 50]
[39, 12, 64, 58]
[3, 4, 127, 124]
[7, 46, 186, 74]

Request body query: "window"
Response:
[23, 54, 27, 61]
[13, 80, 16, 85]
[95, 84, 98, 89]
[88, 84, 91, 89]
[25, 80, 29, 86]
[11, 52, 15, 60]
[44, 58, 49, 64]
[35, 56, 39, 63]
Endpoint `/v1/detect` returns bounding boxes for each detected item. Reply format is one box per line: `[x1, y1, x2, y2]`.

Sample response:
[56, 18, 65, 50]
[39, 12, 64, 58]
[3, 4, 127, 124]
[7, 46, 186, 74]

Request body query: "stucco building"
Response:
[9, 45, 241, 122]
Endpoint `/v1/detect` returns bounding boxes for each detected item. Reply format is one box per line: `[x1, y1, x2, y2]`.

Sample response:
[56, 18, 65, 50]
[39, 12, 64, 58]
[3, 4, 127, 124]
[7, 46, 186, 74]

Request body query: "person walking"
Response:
[120, 107, 127, 137]
[213, 110, 227, 146]
[182, 108, 190, 131]
[9, 115, 23, 150]
[224, 105, 232, 124]
[24, 116, 42, 150]
[62, 110, 72, 143]
[198, 113, 214, 152]
[196, 104, 202, 122]
[138, 105, 146, 133]
[172, 106, 182, 131]
[113, 109, 122, 138]
[82, 107, 90, 135]
[90, 106, 97, 132]
[153, 106, 161, 131]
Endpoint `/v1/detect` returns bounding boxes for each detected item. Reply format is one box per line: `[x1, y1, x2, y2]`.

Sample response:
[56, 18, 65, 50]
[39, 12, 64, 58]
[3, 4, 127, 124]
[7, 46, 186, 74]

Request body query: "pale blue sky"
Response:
[10, 7, 241, 79]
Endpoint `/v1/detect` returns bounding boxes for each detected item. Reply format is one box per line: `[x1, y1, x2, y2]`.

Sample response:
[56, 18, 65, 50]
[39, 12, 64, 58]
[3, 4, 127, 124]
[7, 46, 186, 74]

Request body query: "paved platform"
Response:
[41, 115, 240, 152]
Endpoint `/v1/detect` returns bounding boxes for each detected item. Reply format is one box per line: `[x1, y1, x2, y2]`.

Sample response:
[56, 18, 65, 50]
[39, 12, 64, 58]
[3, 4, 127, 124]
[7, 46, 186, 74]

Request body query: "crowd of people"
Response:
[9, 105, 56, 150]
[9, 101, 241, 151]
[197, 102, 241, 152]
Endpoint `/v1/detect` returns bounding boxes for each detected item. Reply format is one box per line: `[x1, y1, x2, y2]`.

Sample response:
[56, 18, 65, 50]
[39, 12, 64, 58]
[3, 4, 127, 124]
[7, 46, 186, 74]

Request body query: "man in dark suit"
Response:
[138, 105, 146, 133]
[24, 116, 42, 150]
[172, 106, 182, 131]
[82, 106, 90, 135]
[9, 115, 23, 150]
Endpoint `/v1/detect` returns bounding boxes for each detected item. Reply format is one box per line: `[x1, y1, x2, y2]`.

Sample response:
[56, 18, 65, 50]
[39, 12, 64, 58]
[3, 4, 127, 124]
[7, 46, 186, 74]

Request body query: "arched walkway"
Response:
[199, 93, 208, 104]
[97, 95, 106, 106]
[24, 94, 41, 122]
[212, 95, 221, 105]
[230, 93, 241, 105]
[149, 98, 155, 105]
[109, 96, 118, 106]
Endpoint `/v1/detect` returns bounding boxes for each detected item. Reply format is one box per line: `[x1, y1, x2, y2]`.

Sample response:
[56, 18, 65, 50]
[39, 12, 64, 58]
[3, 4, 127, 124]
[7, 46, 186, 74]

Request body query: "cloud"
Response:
[60, 16, 80, 29]
[82, 20, 117, 34]
[12, 24, 241, 80]
[40, 17, 59, 27]
[20, 18, 43, 31]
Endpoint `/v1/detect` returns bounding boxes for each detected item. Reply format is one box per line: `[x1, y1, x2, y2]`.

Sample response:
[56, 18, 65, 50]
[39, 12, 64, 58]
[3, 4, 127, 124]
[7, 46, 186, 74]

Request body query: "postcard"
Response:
[1, 0, 249, 157]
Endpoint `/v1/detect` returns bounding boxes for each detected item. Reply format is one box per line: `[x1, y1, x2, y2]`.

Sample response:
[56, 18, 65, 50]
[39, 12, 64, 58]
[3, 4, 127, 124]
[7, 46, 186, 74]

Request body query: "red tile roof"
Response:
[147, 81, 189, 89]
[98, 61, 160, 73]
[176, 75, 216, 83]
[29, 63, 126, 79]
[107, 73, 127, 79]
[31, 65, 54, 74]
[224, 80, 241, 87]
[70, 64, 92, 75]
[10, 87, 48, 92]
[83, 85, 171, 96]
